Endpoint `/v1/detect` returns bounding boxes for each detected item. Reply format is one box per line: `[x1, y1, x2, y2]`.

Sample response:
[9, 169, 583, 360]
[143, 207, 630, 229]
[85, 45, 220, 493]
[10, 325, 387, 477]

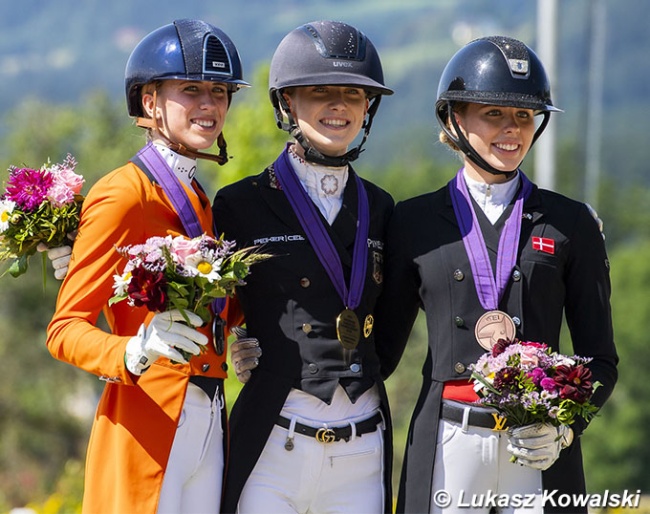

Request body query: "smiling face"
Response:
[283, 85, 369, 158]
[454, 103, 537, 182]
[142, 79, 230, 151]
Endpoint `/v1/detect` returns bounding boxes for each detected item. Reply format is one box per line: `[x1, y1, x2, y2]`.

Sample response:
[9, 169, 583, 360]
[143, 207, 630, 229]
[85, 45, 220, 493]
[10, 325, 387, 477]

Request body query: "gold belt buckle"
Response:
[491, 413, 508, 431]
[315, 427, 336, 443]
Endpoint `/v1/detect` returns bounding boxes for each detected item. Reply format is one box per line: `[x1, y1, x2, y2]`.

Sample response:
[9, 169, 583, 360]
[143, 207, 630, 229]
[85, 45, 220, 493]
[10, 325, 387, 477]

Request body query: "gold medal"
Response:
[336, 308, 360, 349]
[363, 314, 374, 338]
[474, 310, 516, 351]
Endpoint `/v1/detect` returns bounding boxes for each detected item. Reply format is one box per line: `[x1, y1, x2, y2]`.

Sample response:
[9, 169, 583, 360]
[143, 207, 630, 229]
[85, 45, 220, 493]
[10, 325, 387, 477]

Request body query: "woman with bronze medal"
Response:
[375, 36, 618, 513]
[212, 21, 395, 514]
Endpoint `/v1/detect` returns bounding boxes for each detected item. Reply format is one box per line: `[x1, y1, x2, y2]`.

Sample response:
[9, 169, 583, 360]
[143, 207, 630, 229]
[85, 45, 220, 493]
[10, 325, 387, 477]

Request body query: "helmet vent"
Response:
[303, 22, 366, 61]
[204, 35, 232, 76]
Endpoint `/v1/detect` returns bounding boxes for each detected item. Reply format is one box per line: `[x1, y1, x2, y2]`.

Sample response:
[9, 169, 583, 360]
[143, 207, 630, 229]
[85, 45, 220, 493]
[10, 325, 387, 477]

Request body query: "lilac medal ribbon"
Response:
[133, 142, 226, 316]
[448, 168, 533, 310]
[273, 148, 369, 311]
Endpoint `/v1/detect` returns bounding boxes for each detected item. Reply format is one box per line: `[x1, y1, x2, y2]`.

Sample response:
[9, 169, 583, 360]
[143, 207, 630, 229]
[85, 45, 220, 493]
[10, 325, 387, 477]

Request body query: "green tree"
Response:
[580, 240, 650, 493]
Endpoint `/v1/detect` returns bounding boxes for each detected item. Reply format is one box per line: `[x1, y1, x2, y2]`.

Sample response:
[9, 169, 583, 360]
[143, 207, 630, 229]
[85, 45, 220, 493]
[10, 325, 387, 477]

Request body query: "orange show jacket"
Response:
[46, 158, 239, 513]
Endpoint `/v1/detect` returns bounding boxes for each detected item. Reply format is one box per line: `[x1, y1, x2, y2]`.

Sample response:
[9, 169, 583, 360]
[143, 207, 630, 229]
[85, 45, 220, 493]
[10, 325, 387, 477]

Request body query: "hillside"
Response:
[1, 0, 648, 184]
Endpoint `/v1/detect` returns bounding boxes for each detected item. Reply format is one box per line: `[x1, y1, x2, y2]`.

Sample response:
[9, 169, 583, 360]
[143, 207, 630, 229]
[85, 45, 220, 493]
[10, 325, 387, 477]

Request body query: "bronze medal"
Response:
[474, 310, 516, 351]
[336, 308, 360, 349]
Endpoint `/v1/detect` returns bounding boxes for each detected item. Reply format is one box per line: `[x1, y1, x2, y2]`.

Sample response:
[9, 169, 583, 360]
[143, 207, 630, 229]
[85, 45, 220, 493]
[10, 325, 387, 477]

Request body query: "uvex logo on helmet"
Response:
[333, 61, 354, 68]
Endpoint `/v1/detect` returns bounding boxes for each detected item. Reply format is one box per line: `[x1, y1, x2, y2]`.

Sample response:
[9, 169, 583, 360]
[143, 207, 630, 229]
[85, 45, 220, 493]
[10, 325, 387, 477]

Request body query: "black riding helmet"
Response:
[269, 20, 393, 167]
[125, 19, 249, 164]
[435, 36, 562, 176]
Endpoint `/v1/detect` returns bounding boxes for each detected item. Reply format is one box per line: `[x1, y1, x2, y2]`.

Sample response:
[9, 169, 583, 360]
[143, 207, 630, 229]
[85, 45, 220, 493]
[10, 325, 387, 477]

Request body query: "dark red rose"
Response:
[492, 338, 515, 357]
[127, 267, 168, 312]
[553, 364, 593, 402]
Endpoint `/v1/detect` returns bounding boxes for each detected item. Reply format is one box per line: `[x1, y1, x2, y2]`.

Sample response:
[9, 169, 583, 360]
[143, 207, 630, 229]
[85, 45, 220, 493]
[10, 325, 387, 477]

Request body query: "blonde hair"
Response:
[439, 101, 469, 153]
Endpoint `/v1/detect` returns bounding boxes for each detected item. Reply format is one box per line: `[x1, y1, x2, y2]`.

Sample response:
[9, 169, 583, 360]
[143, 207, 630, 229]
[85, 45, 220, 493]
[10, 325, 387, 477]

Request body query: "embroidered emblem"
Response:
[372, 251, 383, 285]
[363, 314, 374, 338]
[320, 174, 339, 195]
[532, 236, 555, 255]
[268, 165, 282, 190]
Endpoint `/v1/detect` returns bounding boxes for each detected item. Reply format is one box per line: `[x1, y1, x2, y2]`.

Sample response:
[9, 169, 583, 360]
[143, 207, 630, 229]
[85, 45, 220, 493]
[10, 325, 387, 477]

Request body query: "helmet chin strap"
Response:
[437, 102, 550, 178]
[274, 91, 380, 167]
[135, 89, 230, 165]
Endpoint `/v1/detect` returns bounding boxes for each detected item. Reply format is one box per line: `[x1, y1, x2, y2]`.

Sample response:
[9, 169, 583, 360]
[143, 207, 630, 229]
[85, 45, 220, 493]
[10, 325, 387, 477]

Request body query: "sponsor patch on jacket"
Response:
[532, 236, 555, 255]
[253, 234, 305, 245]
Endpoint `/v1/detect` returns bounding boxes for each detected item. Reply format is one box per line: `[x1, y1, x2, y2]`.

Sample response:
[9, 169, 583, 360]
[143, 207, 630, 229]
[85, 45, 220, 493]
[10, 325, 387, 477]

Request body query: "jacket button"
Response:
[308, 363, 318, 374]
[512, 316, 521, 327]
[302, 323, 312, 334]
[454, 362, 466, 374]
[350, 363, 361, 373]
[300, 277, 311, 288]
[453, 269, 464, 281]
[454, 316, 464, 327]
[202, 363, 210, 372]
[512, 270, 522, 282]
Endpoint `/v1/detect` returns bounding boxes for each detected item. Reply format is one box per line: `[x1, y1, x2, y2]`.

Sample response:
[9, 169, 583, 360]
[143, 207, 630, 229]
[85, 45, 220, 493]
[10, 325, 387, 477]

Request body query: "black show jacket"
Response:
[213, 158, 395, 513]
[374, 181, 618, 514]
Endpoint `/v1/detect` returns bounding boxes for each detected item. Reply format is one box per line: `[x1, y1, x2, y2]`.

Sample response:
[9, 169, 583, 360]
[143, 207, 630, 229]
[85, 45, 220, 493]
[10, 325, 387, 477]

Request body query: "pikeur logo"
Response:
[333, 61, 353, 68]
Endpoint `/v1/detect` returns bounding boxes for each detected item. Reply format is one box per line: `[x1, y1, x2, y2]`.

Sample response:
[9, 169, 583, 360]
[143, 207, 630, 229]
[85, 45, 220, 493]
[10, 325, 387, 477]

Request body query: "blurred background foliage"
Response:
[1, 0, 649, 512]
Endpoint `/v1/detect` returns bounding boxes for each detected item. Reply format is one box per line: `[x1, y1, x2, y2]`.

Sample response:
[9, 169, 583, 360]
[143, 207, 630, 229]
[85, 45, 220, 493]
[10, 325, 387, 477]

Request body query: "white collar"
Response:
[288, 146, 348, 200]
[462, 168, 520, 224]
[154, 143, 198, 189]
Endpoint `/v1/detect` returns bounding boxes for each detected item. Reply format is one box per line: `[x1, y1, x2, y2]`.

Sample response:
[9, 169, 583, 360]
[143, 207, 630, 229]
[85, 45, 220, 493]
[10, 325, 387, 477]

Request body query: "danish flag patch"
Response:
[532, 236, 555, 254]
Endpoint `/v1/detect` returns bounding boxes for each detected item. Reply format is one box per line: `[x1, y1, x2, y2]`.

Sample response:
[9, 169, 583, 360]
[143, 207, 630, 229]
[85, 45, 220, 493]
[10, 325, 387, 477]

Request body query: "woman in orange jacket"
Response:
[46, 19, 256, 513]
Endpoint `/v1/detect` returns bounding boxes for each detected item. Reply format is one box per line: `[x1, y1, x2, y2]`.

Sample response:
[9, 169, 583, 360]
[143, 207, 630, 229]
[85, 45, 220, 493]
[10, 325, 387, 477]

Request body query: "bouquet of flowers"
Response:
[470, 338, 601, 428]
[109, 233, 270, 360]
[0, 154, 84, 278]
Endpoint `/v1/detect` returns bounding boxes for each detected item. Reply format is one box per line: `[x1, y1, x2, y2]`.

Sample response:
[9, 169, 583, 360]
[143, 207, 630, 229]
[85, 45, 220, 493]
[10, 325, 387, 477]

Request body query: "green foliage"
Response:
[581, 239, 650, 493]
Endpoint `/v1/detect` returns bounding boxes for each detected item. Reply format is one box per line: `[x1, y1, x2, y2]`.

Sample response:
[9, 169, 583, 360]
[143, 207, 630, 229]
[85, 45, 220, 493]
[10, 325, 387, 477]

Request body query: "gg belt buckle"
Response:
[491, 413, 508, 431]
[315, 427, 336, 443]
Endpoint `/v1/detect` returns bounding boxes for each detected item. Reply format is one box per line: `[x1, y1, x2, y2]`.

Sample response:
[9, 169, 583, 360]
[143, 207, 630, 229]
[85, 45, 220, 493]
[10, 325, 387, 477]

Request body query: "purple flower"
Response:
[540, 377, 557, 392]
[528, 367, 547, 386]
[6, 167, 53, 211]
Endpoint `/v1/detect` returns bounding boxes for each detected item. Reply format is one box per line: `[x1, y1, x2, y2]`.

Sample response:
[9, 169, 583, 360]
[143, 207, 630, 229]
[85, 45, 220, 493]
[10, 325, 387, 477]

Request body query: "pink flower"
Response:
[528, 367, 546, 386]
[540, 377, 557, 392]
[6, 167, 53, 211]
[53, 164, 84, 195]
[47, 181, 76, 208]
[519, 346, 540, 368]
[170, 235, 201, 263]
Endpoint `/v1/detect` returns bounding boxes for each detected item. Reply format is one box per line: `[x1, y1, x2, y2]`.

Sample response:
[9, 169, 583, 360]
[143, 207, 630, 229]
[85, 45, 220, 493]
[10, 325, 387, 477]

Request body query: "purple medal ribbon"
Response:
[448, 168, 533, 310]
[273, 148, 369, 310]
[134, 143, 226, 315]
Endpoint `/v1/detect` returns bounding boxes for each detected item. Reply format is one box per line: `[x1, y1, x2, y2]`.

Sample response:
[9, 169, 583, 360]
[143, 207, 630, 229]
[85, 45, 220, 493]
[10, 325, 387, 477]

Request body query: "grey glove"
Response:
[125, 310, 207, 375]
[37, 243, 72, 280]
[230, 326, 262, 384]
[507, 423, 573, 470]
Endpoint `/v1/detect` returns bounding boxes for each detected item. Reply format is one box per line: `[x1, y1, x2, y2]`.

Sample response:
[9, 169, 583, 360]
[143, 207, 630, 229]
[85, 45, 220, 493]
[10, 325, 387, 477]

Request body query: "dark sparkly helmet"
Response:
[435, 36, 561, 175]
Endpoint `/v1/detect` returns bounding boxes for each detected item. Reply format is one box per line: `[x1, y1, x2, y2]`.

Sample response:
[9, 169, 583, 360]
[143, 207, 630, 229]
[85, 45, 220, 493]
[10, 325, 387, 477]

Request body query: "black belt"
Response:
[189, 376, 222, 400]
[441, 401, 509, 431]
[276, 411, 383, 443]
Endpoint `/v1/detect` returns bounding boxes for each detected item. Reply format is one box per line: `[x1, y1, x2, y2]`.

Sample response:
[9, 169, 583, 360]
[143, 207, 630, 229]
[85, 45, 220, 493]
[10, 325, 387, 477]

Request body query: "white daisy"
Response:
[112, 271, 132, 296]
[184, 253, 222, 282]
[0, 199, 16, 232]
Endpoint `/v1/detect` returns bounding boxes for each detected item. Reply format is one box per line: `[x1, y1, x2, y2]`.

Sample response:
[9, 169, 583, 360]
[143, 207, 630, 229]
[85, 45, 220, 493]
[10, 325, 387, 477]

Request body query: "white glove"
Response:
[507, 423, 573, 471]
[37, 243, 72, 280]
[125, 310, 208, 375]
[230, 326, 262, 384]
